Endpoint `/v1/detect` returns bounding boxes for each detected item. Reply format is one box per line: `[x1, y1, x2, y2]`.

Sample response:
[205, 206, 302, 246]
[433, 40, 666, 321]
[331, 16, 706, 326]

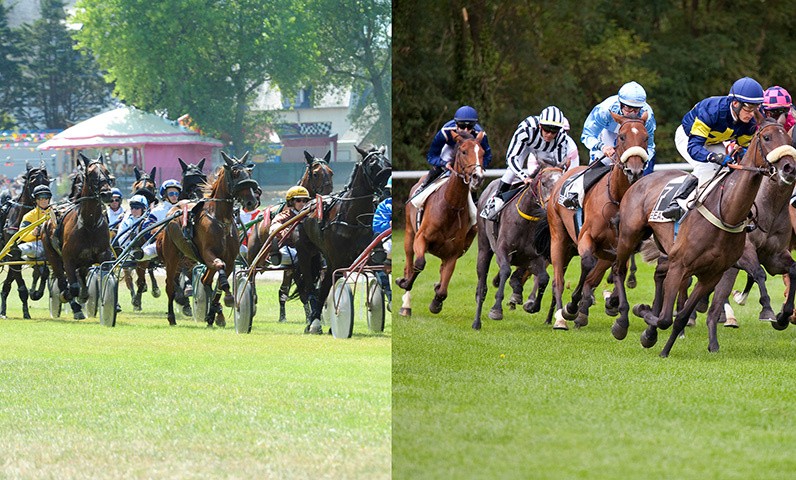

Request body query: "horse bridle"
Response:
[728, 121, 796, 179]
[360, 149, 391, 196]
[224, 162, 259, 202]
[451, 139, 484, 187]
[613, 117, 650, 177]
[83, 161, 114, 198]
[303, 158, 334, 194]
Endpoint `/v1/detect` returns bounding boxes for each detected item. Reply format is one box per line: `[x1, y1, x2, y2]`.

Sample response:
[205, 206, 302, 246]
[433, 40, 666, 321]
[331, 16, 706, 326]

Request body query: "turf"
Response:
[0, 269, 391, 479]
[392, 229, 796, 480]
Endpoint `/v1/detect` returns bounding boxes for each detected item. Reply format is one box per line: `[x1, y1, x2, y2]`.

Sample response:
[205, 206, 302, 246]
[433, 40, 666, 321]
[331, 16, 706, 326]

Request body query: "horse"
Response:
[246, 150, 335, 323]
[473, 167, 562, 330]
[0, 164, 50, 319]
[179, 158, 208, 201]
[610, 117, 796, 356]
[396, 131, 485, 317]
[42, 154, 115, 320]
[294, 145, 391, 333]
[156, 151, 259, 326]
[534, 113, 649, 330]
[121, 166, 160, 311]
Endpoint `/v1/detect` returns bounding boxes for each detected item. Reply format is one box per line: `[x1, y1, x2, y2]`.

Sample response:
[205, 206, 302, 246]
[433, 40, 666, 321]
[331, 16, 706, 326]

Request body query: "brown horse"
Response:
[293, 145, 391, 333]
[246, 150, 335, 322]
[473, 167, 562, 330]
[157, 152, 259, 326]
[396, 131, 485, 317]
[122, 166, 160, 311]
[535, 113, 649, 330]
[0, 164, 50, 318]
[611, 117, 796, 356]
[42, 154, 115, 320]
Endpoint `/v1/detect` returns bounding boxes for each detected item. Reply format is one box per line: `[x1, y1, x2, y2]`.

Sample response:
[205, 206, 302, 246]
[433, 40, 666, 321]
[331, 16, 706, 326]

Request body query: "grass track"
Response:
[392, 229, 796, 479]
[0, 269, 390, 479]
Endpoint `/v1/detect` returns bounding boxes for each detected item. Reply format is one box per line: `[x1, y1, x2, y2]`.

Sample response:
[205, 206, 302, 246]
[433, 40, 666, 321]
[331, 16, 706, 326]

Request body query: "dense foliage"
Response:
[393, 0, 796, 171]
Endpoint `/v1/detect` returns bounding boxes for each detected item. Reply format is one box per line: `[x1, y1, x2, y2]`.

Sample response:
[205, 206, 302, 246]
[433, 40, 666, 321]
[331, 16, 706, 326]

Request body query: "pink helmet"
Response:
[763, 86, 792, 109]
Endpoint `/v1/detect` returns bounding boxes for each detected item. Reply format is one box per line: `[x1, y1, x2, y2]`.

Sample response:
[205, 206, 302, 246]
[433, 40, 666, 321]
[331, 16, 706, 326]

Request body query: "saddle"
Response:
[558, 162, 613, 207]
[648, 172, 728, 224]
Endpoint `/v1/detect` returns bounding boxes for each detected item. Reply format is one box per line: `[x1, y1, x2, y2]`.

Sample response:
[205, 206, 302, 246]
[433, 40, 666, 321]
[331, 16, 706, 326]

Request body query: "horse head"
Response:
[79, 153, 115, 202]
[450, 131, 485, 191]
[132, 166, 158, 204]
[178, 157, 208, 200]
[745, 116, 796, 185]
[354, 145, 392, 195]
[220, 151, 259, 211]
[302, 150, 335, 196]
[534, 167, 564, 207]
[22, 165, 50, 204]
[610, 111, 649, 185]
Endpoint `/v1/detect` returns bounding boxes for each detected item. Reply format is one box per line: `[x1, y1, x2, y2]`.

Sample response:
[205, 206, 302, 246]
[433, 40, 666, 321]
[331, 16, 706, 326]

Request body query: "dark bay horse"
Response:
[246, 150, 334, 323]
[611, 118, 796, 356]
[179, 158, 208, 201]
[0, 164, 50, 318]
[294, 145, 391, 333]
[397, 131, 485, 317]
[42, 154, 115, 320]
[123, 166, 160, 311]
[535, 113, 649, 330]
[157, 152, 259, 326]
[473, 167, 562, 330]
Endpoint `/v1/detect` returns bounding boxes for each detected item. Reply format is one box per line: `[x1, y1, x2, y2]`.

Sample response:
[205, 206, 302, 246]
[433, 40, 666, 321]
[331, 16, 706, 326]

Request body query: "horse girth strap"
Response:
[695, 203, 747, 233]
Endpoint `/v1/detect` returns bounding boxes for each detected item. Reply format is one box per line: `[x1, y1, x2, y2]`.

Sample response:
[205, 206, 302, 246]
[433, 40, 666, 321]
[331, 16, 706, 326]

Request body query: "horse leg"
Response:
[396, 223, 418, 291]
[0, 272, 13, 318]
[64, 263, 84, 320]
[31, 265, 48, 301]
[122, 268, 136, 306]
[525, 258, 548, 314]
[550, 235, 572, 330]
[565, 247, 597, 322]
[210, 258, 234, 309]
[706, 269, 738, 353]
[508, 268, 527, 309]
[473, 242, 493, 330]
[611, 260, 631, 341]
[278, 271, 292, 323]
[201, 267, 218, 326]
[429, 257, 457, 315]
[661, 274, 723, 357]
[148, 265, 160, 298]
[627, 253, 638, 289]
[133, 266, 146, 312]
[772, 255, 796, 331]
[639, 263, 688, 349]
[576, 259, 611, 328]
[14, 269, 31, 320]
[488, 252, 511, 321]
[165, 259, 178, 326]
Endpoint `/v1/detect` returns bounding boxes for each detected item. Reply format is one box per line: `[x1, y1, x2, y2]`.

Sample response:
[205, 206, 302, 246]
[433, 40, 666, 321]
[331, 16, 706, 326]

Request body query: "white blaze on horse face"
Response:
[631, 126, 639, 135]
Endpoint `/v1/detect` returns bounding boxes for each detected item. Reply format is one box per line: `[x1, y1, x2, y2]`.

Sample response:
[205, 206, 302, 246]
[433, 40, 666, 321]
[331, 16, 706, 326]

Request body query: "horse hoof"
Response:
[133, 304, 142, 312]
[74, 311, 86, 321]
[168, 318, 176, 326]
[696, 297, 709, 313]
[640, 329, 658, 349]
[278, 315, 287, 323]
[395, 278, 408, 290]
[215, 316, 226, 328]
[759, 309, 776, 323]
[626, 277, 637, 289]
[308, 319, 322, 334]
[224, 294, 234, 308]
[508, 302, 516, 310]
[182, 304, 192, 317]
[553, 310, 568, 330]
[151, 287, 161, 298]
[59, 292, 69, 303]
[429, 300, 443, 315]
[23, 312, 31, 320]
[724, 317, 739, 328]
[472, 321, 482, 330]
[732, 290, 748, 305]
[574, 312, 588, 328]
[508, 293, 523, 306]
[562, 303, 578, 321]
[611, 321, 628, 340]
[116, 304, 122, 313]
[523, 300, 538, 314]
[605, 305, 619, 317]
[488, 308, 503, 320]
[632, 304, 650, 318]
[399, 308, 412, 317]
[772, 320, 789, 331]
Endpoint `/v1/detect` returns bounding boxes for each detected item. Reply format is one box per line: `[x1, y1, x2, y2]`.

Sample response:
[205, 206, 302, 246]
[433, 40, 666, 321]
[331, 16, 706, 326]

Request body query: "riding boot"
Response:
[480, 181, 511, 220]
[661, 174, 699, 221]
[419, 165, 444, 191]
[269, 237, 282, 266]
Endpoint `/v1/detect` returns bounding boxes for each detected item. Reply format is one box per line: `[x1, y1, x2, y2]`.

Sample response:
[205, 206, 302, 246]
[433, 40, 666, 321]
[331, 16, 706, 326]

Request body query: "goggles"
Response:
[540, 124, 561, 134]
[765, 107, 789, 118]
[130, 203, 145, 209]
[739, 102, 760, 112]
[620, 103, 642, 113]
[35, 194, 52, 200]
[111, 197, 121, 202]
[456, 121, 476, 130]
[167, 191, 180, 198]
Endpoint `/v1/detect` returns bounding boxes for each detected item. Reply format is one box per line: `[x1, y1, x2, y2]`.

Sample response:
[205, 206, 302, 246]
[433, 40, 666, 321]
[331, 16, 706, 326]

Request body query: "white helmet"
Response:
[618, 81, 647, 108]
[129, 194, 148, 209]
[539, 106, 565, 129]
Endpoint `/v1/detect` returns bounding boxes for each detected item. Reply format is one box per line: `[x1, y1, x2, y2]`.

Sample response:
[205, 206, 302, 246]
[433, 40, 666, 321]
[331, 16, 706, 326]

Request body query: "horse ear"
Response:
[221, 151, 234, 167]
[198, 158, 206, 171]
[324, 151, 331, 162]
[134, 166, 141, 181]
[240, 151, 250, 165]
[304, 151, 314, 164]
[355, 145, 367, 158]
[178, 158, 188, 172]
[610, 111, 624, 124]
[475, 131, 485, 143]
[754, 108, 765, 125]
[98, 153, 105, 164]
[150, 167, 157, 179]
[26, 161, 30, 171]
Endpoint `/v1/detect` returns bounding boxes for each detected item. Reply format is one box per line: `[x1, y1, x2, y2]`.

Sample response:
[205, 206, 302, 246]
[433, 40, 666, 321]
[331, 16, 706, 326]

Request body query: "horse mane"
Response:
[200, 166, 227, 199]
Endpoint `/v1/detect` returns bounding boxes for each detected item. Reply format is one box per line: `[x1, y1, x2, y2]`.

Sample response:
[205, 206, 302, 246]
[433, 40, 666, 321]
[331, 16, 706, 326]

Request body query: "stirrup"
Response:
[661, 204, 683, 221]
[561, 193, 579, 209]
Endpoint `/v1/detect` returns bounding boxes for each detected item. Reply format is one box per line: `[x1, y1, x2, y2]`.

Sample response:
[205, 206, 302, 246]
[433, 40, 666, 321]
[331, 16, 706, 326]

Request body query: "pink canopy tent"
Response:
[37, 106, 223, 183]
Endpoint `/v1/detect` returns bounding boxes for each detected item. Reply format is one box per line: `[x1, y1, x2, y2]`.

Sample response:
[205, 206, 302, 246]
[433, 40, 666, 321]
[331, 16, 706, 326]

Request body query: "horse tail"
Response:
[639, 238, 661, 263]
[533, 214, 551, 261]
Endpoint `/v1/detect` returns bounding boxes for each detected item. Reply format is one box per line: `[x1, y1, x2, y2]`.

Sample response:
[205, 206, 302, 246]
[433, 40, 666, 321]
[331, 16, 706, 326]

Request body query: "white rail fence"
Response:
[392, 163, 692, 179]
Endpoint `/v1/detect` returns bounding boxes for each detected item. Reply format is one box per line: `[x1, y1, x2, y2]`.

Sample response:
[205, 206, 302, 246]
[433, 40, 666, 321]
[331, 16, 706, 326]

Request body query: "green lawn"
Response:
[0, 269, 391, 479]
[393, 229, 796, 479]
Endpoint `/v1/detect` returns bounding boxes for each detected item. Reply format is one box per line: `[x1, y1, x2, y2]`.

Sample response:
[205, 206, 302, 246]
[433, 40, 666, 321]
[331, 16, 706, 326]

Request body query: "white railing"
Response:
[392, 162, 692, 179]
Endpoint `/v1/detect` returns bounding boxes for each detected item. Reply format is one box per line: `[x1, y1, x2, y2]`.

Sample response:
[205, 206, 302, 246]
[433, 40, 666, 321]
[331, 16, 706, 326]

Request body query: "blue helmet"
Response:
[129, 194, 148, 209]
[159, 179, 182, 199]
[618, 81, 647, 108]
[454, 105, 478, 123]
[111, 187, 123, 198]
[728, 77, 764, 104]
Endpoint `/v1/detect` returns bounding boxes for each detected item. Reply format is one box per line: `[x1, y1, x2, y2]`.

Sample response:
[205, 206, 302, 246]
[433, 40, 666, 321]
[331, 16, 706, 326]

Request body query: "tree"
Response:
[72, 0, 325, 154]
[13, 0, 112, 129]
[0, 0, 23, 129]
[308, 0, 392, 150]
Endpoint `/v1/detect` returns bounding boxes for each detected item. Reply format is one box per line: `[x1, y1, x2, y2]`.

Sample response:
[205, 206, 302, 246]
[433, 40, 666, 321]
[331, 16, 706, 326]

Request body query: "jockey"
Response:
[560, 81, 656, 209]
[107, 188, 125, 229]
[417, 105, 492, 191]
[762, 85, 795, 132]
[238, 197, 262, 256]
[373, 177, 392, 309]
[150, 179, 182, 223]
[268, 186, 311, 266]
[481, 106, 578, 220]
[17, 185, 52, 260]
[661, 76, 764, 220]
[116, 194, 156, 249]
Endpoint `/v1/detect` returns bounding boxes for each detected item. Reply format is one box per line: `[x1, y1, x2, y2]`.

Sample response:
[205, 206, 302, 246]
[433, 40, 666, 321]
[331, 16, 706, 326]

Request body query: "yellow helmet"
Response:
[286, 186, 311, 201]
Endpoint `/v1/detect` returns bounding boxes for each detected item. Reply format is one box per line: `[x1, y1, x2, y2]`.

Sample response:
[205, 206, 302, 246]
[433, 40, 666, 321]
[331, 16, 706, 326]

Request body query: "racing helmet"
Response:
[286, 186, 311, 201]
[728, 77, 764, 104]
[618, 81, 647, 108]
[538, 106, 566, 129]
[763, 86, 792, 110]
[129, 194, 148, 210]
[33, 184, 51, 198]
[453, 105, 479, 123]
[159, 179, 182, 199]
